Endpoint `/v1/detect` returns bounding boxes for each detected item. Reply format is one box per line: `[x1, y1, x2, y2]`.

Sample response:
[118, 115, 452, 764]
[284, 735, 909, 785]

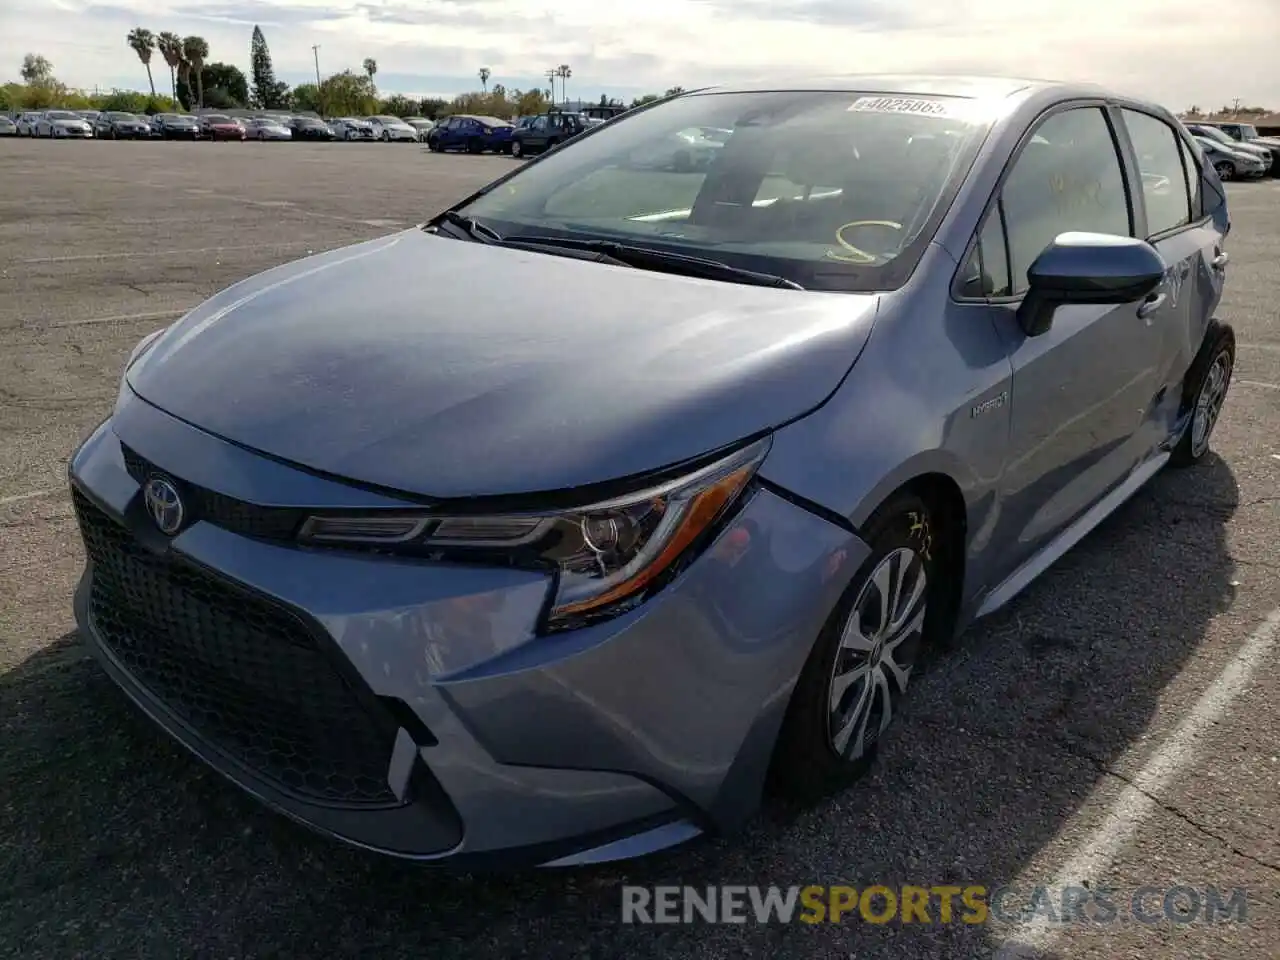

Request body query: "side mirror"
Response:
[1016, 232, 1166, 337]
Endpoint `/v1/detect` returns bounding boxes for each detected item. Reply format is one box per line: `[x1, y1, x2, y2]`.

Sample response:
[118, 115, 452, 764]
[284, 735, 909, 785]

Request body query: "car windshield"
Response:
[46, 111, 77, 120]
[1239, 124, 1260, 139]
[205, 115, 231, 123]
[1193, 126, 1231, 145]
[457, 90, 989, 292]
[106, 112, 136, 121]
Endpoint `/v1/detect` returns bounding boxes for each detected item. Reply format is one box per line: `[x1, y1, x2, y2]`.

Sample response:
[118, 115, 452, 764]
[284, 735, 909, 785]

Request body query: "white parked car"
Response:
[243, 118, 293, 141]
[404, 117, 434, 142]
[34, 109, 95, 138]
[329, 117, 375, 141]
[365, 115, 419, 142]
[16, 112, 45, 136]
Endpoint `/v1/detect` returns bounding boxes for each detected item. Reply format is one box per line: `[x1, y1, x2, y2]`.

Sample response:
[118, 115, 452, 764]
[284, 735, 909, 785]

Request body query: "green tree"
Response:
[418, 96, 448, 119]
[157, 32, 182, 101]
[362, 57, 377, 92]
[379, 93, 417, 117]
[555, 63, 571, 104]
[664, 86, 685, 97]
[478, 66, 490, 92]
[126, 28, 157, 96]
[249, 25, 282, 109]
[318, 69, 376, 116]
[630, 93, 660, 108]
[291, 82, 320, 113]
[182, 35, 209, 108]
[20, 53, 54, 84]
[514, 88, 549, 116]
[200, 62, 248, 107]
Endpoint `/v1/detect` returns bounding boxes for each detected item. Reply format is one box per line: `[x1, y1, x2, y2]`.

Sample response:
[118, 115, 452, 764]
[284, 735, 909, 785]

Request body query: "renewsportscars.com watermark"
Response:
[621, 884, 1252, 926]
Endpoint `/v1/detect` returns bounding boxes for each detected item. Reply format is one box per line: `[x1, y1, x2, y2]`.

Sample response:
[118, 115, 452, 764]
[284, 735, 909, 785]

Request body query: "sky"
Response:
[2, 0, 1278, 111]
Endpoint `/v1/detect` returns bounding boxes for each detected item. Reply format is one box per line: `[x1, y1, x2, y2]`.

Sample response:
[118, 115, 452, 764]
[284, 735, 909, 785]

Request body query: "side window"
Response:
[1176, 134, 1205, 219]
[1121, 109, 1192, 235]
[959, 204, 1012, 298]
[1000, 107, 1131, 295]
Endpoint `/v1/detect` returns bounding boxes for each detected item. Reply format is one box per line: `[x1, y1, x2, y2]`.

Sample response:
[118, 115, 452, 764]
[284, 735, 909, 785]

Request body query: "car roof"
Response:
[700, 73, 1110, 101]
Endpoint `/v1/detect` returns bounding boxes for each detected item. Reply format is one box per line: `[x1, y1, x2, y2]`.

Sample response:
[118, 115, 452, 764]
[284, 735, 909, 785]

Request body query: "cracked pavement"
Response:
[1, 140, 1278, 959]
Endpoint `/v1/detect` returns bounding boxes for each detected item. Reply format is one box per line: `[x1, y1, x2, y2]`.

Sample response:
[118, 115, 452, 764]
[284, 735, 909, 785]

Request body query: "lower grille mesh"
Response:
[74, 488, 400, 807]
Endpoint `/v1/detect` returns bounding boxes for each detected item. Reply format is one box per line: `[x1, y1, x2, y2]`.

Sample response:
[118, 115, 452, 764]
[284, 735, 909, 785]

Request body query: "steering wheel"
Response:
[826, 219, 904, 264]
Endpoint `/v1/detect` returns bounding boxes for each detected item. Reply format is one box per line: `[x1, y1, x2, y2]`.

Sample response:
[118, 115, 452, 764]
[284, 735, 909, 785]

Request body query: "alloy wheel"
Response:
[826, 546, 927, 761]
[1215, 161, 1235, 181]
[1191, 350, 1231, 458]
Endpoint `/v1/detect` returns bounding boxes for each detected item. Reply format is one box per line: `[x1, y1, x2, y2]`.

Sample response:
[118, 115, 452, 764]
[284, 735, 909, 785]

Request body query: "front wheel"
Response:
[770, 492, 947, 801]
[510, 139, 523, 158]
[1170, 321, 1235, 467]
[1214, 160, 1236, 182]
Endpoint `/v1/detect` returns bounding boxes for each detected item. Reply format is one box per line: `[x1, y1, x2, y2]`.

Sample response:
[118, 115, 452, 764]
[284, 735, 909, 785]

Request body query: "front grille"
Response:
[74, 488, 401, 807]
[120, 445, 303, 540]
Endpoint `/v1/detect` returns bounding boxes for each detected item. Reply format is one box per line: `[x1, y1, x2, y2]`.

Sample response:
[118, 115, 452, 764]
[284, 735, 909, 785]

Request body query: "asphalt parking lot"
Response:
[1, 139, 1278, 959]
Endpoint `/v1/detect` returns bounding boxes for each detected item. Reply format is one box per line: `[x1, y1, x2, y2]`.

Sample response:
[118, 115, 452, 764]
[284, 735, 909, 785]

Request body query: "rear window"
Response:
[459, 90, 989, 292]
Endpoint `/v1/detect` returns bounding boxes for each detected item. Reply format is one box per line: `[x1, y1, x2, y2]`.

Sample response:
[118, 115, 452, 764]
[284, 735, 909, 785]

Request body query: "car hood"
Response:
[126, 230, 878, 499]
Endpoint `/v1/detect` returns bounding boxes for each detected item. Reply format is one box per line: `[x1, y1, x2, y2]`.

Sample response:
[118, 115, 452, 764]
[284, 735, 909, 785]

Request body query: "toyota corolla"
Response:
[70, 75, 1235, 867]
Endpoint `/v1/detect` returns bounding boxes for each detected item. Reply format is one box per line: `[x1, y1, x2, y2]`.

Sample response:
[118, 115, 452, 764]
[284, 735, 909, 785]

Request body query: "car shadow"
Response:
[0, 455, 1238, 958]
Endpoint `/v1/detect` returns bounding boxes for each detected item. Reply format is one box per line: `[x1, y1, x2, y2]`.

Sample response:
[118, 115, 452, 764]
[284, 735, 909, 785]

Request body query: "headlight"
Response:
[299, 437, 770, 630]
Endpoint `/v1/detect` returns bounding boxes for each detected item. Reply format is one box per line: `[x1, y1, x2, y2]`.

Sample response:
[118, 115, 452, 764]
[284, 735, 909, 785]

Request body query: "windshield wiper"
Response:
[500, 236, 805, 290]
[436, 210, 504, 244]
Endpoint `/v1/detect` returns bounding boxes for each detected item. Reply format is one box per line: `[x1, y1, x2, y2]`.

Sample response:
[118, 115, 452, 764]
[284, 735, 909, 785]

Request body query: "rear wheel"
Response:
[511, 139, 523, 158]
[1170, 321, 1235, 467]
[1214, 160, 1236, 182]
[770, 492, 950, 801]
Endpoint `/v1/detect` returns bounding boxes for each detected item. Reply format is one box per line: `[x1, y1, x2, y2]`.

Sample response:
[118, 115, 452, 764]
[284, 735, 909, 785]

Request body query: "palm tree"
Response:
[546, 68, 558, 103]
[556, 64, 572, 106]
[157, 32, 183, 101]
[363, 57, 377, 91]
[126, 28, 157, 97]
[478, 66, 490, 93]
[182, 35, 209, 108]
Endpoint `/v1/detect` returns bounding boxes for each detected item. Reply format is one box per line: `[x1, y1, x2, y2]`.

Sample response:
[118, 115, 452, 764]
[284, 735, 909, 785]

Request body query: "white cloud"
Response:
[1, 0, 1277, 110]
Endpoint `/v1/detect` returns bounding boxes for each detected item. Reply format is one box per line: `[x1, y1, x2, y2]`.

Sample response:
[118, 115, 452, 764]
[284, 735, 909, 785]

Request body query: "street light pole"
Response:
[312, 45, 322, 88]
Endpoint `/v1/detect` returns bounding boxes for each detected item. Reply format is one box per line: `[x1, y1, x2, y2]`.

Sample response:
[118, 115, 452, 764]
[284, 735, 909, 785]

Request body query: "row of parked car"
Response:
[0, 104, 638, 157]
[0, 109, 436, 142]
[1183, 121, 1280, 180]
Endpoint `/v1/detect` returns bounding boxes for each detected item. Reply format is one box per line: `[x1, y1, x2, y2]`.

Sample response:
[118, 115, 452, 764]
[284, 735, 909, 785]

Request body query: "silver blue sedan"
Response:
[69, 75, 1235, 867]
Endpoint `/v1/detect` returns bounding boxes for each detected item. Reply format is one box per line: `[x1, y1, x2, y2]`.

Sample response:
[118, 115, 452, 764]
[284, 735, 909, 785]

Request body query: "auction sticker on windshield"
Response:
[847, 96, 966, 119]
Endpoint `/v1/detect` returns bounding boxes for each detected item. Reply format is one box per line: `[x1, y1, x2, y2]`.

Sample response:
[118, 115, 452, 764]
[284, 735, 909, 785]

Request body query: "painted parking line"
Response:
[994, 607, 1280, 958]
[0, 489, 57, 507]
[20, 241, 317, 264]
[49, 308, 189, 328]
[1235, 379, 1280, 391]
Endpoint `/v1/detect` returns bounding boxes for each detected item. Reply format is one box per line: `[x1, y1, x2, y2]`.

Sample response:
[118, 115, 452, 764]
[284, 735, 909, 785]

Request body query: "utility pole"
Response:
[312, 45, 322, 88]
[1232, 97, 1241, 114]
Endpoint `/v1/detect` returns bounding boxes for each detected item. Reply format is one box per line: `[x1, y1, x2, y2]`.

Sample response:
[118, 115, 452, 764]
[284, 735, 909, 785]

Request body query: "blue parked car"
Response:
[70, 75, 1234, 868]
[425, 114, 514, 153]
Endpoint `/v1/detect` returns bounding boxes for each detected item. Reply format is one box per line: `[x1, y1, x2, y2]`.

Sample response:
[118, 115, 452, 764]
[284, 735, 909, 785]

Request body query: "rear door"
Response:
[1112, 106, 1226, 448]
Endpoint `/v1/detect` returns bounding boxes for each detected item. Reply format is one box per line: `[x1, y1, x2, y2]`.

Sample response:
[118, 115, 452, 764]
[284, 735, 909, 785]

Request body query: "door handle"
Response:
[1136, 292, 1166, 319]
[1211, 251, 1230, 269]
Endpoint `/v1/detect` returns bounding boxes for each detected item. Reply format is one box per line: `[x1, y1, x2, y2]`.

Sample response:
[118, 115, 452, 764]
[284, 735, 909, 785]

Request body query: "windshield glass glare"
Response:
[458, 90, 989, 291]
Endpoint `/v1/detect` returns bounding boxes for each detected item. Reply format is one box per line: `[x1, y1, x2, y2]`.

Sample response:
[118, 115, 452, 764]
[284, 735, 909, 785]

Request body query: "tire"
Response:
[1169, 321, 1235, 467]
[770, 491, 952, 802]
[381, 131, 390, 142]
[1214, 160, 1235, 182]
[466, 137, 482, 154]
[511, 139, 523, 159]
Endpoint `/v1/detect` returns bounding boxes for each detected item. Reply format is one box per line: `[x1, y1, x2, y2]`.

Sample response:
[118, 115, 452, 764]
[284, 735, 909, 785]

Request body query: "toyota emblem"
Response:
[143, 476, 185, 535]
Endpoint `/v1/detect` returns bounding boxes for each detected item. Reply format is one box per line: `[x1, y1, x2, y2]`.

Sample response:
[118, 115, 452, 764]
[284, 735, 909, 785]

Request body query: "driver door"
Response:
[969, 104, 1167, 580]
